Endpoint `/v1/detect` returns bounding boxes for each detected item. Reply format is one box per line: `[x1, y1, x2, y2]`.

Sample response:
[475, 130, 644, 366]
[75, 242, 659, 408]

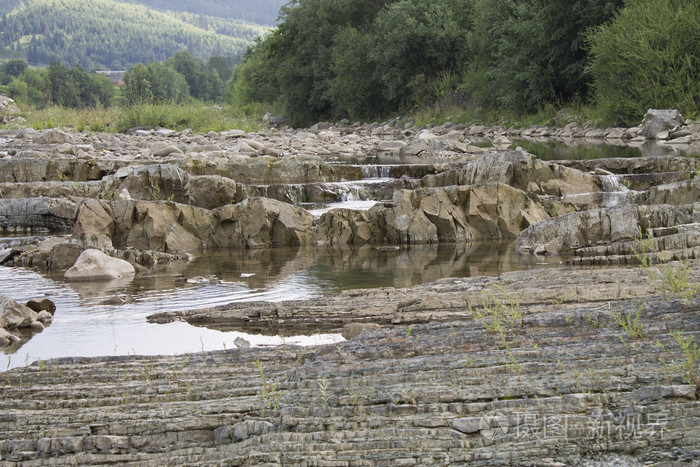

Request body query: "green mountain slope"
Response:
[0, 0, 271, 69]
[116, 0, 286, 25]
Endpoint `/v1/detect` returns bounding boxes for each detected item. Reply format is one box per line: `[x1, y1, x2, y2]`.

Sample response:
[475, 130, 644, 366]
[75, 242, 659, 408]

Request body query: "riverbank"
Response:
[1, 104, 699, 464]
[2, 264, 699, 465]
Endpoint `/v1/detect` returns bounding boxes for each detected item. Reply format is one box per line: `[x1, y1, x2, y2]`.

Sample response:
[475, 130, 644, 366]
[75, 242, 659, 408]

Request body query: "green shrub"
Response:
[586, 0, 700, 126]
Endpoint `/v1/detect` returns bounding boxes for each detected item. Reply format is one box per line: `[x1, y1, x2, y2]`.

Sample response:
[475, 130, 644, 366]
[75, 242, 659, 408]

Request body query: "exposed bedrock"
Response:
[557, 155, 698, 175]
[4, 291, 698, 465]
[421, 150, 601, 197]
[517, 203, 700, 263]
[0, 198, 76, 233]
[148, 265, 674, 334]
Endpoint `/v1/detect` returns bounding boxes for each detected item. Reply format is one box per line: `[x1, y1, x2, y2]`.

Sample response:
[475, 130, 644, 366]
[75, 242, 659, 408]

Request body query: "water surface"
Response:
[1, 242, 551, 370]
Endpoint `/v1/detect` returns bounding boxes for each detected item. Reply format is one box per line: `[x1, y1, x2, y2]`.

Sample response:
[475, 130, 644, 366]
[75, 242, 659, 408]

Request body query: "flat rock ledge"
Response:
[2, 265, 699, 466]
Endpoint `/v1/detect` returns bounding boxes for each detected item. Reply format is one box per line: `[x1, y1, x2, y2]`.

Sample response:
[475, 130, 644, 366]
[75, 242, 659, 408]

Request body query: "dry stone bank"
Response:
[1, 265, 700, 465]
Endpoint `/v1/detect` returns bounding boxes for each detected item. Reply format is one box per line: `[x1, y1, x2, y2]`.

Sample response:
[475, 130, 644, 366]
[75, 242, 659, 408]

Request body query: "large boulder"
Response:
[0, 294, 38, 329]
[64, 249, 135, 281]
[317, 184, 549, 246]
[237, 197, 316, 248]
[640, 109, 683, 139]
[115, 201, 212, 253]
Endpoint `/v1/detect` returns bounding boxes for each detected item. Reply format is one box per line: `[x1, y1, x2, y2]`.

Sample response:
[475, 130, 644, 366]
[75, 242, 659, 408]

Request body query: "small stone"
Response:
[25, 298, 56, 315]
[233, 337, 251, 348]
[452, 417, 482, 434]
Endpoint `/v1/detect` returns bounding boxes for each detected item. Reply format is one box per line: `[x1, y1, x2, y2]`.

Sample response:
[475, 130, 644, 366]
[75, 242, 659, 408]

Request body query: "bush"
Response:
[586, 0, 700, 125]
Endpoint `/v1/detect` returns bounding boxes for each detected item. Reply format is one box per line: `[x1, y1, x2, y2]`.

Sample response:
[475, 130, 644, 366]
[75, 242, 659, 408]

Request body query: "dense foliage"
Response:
[466, 0, 622, 113]
[228, 0, 696, 127]
[586, 0, 700, 125]
[2, 51, 231, 108]
[0, 0, 269, 69]
[2, 60, 114, 108]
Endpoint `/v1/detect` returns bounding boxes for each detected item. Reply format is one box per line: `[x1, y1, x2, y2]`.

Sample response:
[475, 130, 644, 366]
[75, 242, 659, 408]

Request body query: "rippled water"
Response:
[1, 242, 551, 370]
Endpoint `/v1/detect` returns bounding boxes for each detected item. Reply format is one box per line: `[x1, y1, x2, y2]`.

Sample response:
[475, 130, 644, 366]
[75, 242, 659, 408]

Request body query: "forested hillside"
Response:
[116, 0, 286, 25]
[229, 0, 699, 127]
[0, 0, 271, 69]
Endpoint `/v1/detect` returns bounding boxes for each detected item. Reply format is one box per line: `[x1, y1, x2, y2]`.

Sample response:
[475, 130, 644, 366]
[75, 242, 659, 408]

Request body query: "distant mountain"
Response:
[0, 0, 283, 70]
[117, 0, 286, 26]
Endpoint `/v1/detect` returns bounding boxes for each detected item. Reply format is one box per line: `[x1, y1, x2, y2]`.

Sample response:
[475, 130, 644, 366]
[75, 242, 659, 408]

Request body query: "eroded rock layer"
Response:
[1, 264, 699, 465]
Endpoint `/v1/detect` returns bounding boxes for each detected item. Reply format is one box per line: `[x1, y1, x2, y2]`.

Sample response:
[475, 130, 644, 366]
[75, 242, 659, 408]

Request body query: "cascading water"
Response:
[599, 174, 629, 193]
[599, 174, 633, 208]
[360, 165, 393, 179]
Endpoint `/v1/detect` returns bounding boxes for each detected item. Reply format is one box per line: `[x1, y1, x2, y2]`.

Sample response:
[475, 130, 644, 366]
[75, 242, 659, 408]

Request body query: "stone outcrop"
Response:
[422, 151, 601, 197]
[0, 294, 52, 347]
[64, 249, 135, 281]
[0, 198, 75, 234]
[517, 203, 700, 264]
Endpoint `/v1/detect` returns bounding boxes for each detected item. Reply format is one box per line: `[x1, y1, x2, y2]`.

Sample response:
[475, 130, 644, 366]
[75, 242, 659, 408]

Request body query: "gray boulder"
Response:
[640, 109, 683, 139]
[64, 249, 135, 281]
[150, 142, 183, 157]
[0, 294, 38, 329]
[33, 129, 73, 145]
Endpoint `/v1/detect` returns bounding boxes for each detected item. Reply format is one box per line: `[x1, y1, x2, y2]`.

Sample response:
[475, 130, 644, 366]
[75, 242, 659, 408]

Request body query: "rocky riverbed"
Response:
[1, 105, 699, 464]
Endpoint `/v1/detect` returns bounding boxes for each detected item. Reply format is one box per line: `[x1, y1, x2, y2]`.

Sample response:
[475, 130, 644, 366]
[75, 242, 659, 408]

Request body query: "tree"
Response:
[208, 56, 233, 82]
[147, 61, 190, 104]
[48, 61, 80, 107]
[166, 51, 216, 101]
[465, 0, 622, 113]
[0, 58, 28, 85]
[124, 63, 155, 104]
[586, 0, 700, 125]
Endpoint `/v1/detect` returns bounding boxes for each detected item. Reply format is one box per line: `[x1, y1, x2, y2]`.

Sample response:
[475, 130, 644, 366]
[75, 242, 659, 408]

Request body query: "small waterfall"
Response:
[599, 174, 628, 193]
[321, 182, 372, 202]
[360, 165, 394, 179]
[361, 166, 379, 178]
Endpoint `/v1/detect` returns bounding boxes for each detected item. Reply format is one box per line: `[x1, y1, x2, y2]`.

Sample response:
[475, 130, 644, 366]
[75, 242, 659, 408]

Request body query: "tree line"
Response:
[0, 51, 233, 108]
[227, 0, 699, 127]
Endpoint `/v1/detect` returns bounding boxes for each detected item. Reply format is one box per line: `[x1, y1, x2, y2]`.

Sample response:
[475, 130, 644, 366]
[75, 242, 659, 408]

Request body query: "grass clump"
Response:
[254, 359, 283, 421]
[3, 102, 268, 134]
[469, 284, 523, 348]
[613, 308, 645, 341]
[632, 226, 698, 300]
[669, 331, 700, 387]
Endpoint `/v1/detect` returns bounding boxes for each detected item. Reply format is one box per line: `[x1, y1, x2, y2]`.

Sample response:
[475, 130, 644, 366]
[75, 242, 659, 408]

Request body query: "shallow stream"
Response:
[2, 140, 693, 370]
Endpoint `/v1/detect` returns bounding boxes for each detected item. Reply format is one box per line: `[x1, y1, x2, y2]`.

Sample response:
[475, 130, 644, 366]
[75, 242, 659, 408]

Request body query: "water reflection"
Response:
[1, 241, 552, 369]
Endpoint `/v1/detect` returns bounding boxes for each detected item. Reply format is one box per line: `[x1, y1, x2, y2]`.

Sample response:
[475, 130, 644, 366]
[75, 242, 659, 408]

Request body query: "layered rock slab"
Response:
[2, 265, 698, 465]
